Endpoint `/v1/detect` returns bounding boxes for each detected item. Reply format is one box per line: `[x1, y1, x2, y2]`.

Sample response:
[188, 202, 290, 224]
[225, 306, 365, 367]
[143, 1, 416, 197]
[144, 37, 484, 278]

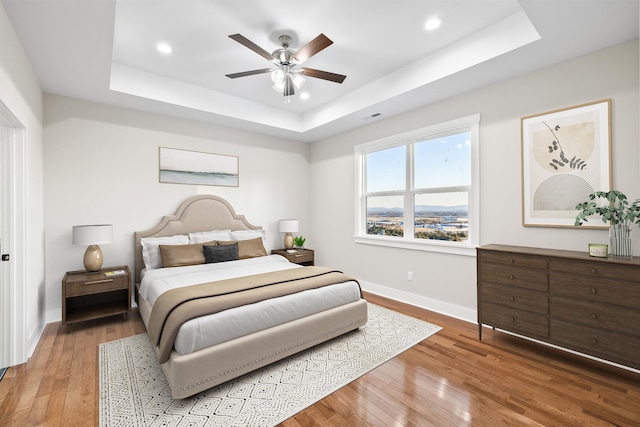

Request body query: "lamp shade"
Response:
[278, 219, 299, 233]
[72, 224, 113, 246]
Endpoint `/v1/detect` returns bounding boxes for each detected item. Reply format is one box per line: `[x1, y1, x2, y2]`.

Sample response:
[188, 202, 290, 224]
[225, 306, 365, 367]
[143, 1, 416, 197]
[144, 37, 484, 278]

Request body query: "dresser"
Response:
[477, 244, 640, 370]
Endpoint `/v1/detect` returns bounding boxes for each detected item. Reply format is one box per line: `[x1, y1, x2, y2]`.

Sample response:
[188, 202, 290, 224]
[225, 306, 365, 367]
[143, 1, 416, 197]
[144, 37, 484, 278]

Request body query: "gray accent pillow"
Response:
[203, 243, 239, 264]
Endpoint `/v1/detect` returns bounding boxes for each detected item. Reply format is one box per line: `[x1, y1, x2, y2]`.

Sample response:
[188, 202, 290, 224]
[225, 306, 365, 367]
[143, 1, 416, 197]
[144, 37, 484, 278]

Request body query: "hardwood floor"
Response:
[1, 292, 639, 426]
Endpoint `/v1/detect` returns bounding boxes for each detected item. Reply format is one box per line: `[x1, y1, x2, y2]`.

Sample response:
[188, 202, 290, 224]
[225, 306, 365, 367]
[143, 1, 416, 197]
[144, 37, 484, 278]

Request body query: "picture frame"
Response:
[521, 99, 611, 228]
[159, 147, 239, 187]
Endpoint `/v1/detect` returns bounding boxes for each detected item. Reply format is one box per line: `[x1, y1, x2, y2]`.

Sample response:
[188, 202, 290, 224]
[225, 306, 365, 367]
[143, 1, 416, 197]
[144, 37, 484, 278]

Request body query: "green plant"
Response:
[574, 190, 640, 226]
[293, 236, 306, 248]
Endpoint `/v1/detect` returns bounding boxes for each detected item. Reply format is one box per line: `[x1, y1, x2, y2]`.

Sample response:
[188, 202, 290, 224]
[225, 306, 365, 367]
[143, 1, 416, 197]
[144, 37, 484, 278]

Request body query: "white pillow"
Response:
[141, 234, 189, 269]
[189, 229, 233, 244]
[231, 229, 266, 242]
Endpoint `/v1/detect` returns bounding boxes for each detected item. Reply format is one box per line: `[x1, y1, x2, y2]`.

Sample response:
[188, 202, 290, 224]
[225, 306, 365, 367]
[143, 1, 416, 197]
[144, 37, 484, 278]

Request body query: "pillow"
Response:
[203, 243, 239, 264]
[218, 237, 267, 259]
[189, 229, 233, 244]
[159, 240, 217, 268]
[141, 235, 189, 269]
[231, 229, 266, 242]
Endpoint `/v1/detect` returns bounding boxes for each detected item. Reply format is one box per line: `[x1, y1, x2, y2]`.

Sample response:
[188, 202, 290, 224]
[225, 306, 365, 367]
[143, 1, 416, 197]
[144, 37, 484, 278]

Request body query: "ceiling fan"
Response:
[226, 33, 347, 99]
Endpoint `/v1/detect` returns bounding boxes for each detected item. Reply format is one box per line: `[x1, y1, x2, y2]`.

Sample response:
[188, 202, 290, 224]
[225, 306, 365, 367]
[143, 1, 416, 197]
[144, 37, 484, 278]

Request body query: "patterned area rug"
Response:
[99, 303, 441, 427]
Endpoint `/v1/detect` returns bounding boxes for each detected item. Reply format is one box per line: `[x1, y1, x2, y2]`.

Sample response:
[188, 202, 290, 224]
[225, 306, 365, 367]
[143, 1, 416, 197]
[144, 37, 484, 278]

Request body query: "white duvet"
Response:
[139, 255, 361, 355]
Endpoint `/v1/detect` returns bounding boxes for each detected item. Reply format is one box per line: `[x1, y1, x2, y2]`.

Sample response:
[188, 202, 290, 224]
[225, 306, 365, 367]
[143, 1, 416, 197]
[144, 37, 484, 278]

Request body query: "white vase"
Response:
[609, 223, 632, 258]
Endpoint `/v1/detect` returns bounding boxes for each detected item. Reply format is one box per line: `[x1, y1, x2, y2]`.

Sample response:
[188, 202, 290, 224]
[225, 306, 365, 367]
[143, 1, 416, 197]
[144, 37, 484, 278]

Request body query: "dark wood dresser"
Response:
[477, 244, 640, 370]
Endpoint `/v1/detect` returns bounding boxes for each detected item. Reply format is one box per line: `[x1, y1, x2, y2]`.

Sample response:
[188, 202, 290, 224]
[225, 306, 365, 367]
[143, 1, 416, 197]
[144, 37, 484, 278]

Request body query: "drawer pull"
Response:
[591, 288, 597, 294]
[590, 268, 597, 274]
[84, 279, 113, 285]
[592, 338, 598, 344]
[510, 258, 515, 264]
[509, 274, 515, 280]
[591, 313, 598, 319]
[509, 296, 515, 301]
[510, 317, 515, 322]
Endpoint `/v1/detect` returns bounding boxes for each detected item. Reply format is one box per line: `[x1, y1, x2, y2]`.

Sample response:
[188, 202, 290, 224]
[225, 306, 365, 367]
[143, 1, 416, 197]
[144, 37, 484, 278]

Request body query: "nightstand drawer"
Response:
[271, 249, 314, 265]
[289, 251, 313, 263]
[65, 275, 128, 296]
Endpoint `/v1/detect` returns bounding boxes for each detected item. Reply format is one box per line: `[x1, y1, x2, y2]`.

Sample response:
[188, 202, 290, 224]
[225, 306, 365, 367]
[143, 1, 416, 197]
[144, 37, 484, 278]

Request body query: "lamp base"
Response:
[284, 232, 294, 250]
[83, 244, 104, 272]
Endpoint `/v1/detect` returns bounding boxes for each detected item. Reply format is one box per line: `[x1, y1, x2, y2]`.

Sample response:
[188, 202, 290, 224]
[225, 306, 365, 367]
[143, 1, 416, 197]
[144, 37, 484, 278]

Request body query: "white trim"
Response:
[360, 279, 477, 323]
[354, 235, 477, 256]
[0, 99, 28, 367]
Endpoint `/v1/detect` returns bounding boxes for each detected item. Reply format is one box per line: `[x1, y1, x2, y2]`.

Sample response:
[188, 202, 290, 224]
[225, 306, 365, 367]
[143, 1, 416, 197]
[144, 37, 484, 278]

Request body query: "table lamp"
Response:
[72, 224, 113, 271]
[278, 219, 298, 250]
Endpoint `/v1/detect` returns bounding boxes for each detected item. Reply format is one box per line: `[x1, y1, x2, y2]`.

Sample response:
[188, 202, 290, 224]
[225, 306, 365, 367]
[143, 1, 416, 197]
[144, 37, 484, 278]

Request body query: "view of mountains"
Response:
[368, 205, 468, 216]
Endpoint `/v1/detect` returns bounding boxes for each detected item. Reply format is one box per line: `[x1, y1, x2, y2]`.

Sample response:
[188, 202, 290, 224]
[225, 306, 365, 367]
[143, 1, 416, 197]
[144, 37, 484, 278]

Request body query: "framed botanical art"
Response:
[521, 99, 611, 228]
[159, 147, 239, 187]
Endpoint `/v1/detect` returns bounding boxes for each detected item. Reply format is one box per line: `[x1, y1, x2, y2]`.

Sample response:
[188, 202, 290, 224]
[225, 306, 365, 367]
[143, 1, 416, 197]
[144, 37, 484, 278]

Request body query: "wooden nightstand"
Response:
[62, 265, 131, 332]
[271, 248, 315, 266]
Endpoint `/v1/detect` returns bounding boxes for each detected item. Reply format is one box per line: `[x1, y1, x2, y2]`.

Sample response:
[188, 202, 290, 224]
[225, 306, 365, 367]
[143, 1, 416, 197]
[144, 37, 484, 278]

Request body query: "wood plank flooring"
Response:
[1, 292, 638, 426]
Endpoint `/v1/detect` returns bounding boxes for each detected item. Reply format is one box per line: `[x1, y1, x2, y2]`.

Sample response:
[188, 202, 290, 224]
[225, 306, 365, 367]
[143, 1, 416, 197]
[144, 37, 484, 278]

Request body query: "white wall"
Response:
[0, 1, 45, 364]
[43, 95, 309, 323]
[310, 40, 640, 322]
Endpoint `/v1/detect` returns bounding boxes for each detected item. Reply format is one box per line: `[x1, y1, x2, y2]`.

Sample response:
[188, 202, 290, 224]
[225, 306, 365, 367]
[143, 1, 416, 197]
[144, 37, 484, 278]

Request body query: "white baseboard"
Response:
[360, 280, 477, 324]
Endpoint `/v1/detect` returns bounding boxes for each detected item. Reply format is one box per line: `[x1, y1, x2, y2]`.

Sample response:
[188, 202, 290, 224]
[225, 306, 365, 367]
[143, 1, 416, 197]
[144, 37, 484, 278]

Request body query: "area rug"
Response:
[99, 303, 441, 427]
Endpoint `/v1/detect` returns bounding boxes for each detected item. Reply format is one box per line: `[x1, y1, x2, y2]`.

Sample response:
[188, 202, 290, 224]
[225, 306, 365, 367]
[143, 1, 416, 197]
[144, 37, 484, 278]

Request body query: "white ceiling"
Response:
[3, 0, 638, 142]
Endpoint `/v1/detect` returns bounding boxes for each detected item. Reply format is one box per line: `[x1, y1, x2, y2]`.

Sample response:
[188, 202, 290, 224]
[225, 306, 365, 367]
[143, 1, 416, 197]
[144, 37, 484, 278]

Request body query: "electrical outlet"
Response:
[407, 271, 413, 281]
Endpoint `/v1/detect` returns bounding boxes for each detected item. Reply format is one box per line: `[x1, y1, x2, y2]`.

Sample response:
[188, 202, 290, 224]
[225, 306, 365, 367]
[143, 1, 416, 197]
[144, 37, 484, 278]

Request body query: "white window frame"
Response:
[354, 114, 480, 256]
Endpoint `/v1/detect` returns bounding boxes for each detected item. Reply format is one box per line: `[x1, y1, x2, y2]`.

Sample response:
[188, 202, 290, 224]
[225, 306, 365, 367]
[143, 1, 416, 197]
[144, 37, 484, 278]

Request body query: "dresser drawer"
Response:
[550, 272, 640, 309]
[479, 263, 548, 292]
[65, 275, 128, 296]
[551, 297, 640, 336]
[550, 259, 638, 282]
[480, 251, 548, 269]
[481, 282, 548, 314]
[481, 302, 548, 338]
[551, 319, 640, 368]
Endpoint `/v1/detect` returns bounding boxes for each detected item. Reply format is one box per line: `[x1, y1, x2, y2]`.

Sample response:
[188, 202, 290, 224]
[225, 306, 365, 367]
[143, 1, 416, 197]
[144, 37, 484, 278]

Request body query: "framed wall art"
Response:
[159, 147, 239, 187]
[521, 99, 611, 228]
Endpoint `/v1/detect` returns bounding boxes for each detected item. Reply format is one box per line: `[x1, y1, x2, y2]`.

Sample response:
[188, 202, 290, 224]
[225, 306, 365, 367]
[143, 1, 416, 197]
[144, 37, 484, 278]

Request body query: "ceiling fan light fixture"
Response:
[272, 82, 285, 93]
[292, 74, 305, 89]
[270, 69, 285, 84]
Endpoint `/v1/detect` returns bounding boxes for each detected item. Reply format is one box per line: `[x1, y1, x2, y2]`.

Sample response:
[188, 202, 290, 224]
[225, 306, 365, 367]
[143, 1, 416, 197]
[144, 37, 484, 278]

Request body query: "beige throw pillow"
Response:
[159, 240, 217, 268]
[218, 237, 267, 259]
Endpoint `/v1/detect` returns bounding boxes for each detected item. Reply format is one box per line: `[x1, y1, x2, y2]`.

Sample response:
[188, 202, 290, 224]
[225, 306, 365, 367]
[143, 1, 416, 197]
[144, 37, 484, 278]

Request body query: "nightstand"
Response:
[62, 265, 131, 332]
[271, 248, 315, 266]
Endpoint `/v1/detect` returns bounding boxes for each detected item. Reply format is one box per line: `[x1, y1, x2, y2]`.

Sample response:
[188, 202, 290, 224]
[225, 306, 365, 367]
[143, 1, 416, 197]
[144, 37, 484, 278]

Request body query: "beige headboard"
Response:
[134, 194, 261, 283]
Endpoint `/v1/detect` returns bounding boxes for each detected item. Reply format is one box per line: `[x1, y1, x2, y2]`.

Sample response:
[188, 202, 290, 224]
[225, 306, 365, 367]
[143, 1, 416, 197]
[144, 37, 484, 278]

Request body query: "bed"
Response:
[134, 194, 368, 399]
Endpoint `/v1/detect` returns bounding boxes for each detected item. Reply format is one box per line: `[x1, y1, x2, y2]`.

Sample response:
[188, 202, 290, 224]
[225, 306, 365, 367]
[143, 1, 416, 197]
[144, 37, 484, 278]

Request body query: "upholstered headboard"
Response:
[133, 194, 261, 283]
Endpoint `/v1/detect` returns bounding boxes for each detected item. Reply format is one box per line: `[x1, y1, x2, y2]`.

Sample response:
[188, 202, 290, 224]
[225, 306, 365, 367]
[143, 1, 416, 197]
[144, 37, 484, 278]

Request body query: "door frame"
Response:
[0, 99, 27, 367]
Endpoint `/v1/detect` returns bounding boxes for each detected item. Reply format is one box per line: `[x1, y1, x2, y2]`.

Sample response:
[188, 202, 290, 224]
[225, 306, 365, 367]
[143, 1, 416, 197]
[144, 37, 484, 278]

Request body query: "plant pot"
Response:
[609, 223, 632, 258]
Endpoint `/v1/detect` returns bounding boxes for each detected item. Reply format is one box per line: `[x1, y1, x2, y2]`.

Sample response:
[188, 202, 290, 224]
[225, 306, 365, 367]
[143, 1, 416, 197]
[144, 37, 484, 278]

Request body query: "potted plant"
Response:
[293, 236, 306, 250]
[574, 190, 640, 257]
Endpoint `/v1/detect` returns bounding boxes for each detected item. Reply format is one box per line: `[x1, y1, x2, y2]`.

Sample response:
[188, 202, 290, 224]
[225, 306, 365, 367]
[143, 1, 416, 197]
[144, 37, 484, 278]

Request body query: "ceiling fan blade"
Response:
[225, 68, 272, 79]
[284, 74, 295, 97]
[301, 67, 347, 84]
[228, 34, 275, 62]
[293, 33, 333, 64]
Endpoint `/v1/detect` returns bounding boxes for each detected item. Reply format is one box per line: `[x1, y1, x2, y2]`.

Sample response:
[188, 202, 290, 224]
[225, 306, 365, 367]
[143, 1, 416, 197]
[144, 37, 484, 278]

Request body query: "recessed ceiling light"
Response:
[156, 43, 172, 54]
[425, 17, 443, 31]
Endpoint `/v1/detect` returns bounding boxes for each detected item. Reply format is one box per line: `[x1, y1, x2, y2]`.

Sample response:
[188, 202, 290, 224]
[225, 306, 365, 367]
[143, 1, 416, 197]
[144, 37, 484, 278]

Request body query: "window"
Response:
[355, 115, 479, 256]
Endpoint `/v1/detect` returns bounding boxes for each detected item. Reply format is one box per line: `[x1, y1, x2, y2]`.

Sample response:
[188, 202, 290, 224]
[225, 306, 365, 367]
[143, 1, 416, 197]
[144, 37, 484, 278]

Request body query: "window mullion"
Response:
[404, 142, 414, 239]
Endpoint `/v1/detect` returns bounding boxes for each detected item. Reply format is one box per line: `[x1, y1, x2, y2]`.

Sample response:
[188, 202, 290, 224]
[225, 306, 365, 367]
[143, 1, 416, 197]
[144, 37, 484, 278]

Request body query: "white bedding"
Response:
[139, 255, 361, 355]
